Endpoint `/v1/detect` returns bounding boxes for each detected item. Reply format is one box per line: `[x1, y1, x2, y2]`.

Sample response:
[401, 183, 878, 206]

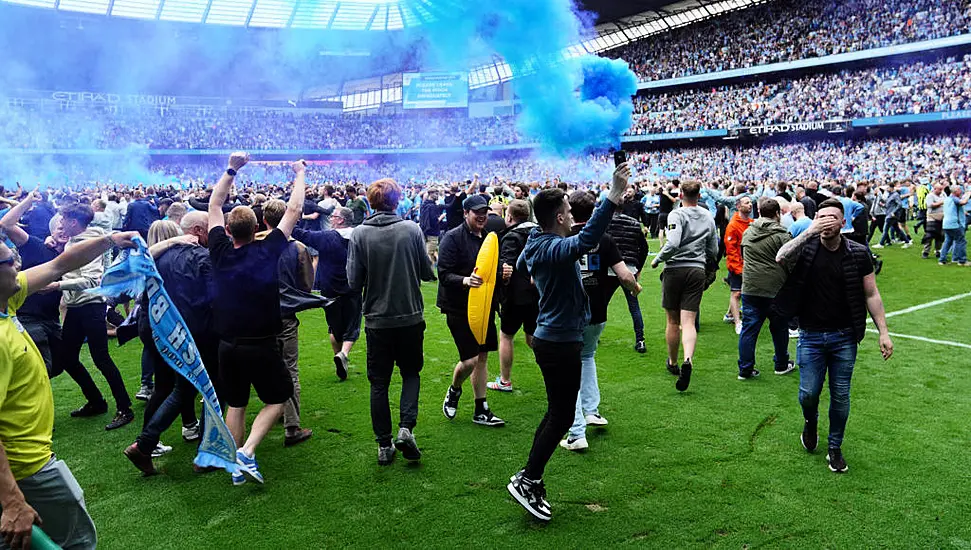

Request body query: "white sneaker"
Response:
[559, 437, 589, 451]
[788, 329, 799, 338]
[902, 242, 913, 249]
[182, 422, 200, 442]
[151, 441, 173, 458]
[872, 244, 884, 249]
[585, 413, 608, 426]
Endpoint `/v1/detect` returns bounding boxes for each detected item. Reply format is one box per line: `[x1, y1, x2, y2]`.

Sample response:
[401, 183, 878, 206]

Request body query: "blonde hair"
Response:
[262, 199, 287, 228]
[147, 220, 182, 246]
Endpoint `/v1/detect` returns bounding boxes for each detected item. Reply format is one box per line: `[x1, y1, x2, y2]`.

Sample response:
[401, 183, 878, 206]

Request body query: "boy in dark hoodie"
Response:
[505, 163, 629, 522]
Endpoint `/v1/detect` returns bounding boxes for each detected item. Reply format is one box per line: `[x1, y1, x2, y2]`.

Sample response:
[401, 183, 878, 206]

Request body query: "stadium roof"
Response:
[0, 0, 448, 30]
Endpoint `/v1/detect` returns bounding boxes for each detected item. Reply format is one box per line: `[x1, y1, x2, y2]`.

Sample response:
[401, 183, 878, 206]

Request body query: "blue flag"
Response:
[89, 238, 238, 473]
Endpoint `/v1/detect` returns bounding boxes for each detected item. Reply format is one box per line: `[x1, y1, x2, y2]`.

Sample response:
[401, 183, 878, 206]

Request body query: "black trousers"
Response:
[646, 212, 660, 238]
[868, 214, 886, 242]
[19, 315, 81, 379]
[365, 322, 425, 447]
[60, 302, 132, 411]
[138, 329, 202, 431]
[524, 338, 583, 481]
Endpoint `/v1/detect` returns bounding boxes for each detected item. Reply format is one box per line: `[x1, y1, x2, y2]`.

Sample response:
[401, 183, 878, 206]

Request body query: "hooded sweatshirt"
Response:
[60, 226, 110, 308]
[655, 205, 718, 270]
[347, 211, 435, 329]
[740, 217, 792, 298]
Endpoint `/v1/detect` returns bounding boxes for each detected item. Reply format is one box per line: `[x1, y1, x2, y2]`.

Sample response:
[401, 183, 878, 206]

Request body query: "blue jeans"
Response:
[797, 330, 858, 449]
[878, 215, 909, 246]
[623, 283, 645, 341]
[737, 295, 790, 374]
[940, 228, 967, 264]
[569, 322, 606, 439]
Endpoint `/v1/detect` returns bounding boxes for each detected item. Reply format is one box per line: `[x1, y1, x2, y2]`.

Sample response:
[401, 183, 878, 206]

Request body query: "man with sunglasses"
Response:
[439, 195, 504, 427]
[1, 227, 139, 550]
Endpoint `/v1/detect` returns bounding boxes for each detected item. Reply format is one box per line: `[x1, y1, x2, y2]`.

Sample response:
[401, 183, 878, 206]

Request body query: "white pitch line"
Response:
[865, 329, 971, 350]
[866, 291, 971, 324]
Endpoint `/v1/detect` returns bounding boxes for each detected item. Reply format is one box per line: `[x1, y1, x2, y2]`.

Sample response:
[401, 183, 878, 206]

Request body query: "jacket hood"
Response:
[510, 221, 538, 234]
[363, 211, 405, 227]
[743, 217, 788, 244]
[521, 228, 559, 264]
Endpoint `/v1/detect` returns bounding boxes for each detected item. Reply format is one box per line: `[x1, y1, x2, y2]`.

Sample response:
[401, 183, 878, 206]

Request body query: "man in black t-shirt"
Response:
[658, 180, 679, 242]
[208, 152, 307, 486]
[775, 198, 893, 474]
[559, 191, 641, 452]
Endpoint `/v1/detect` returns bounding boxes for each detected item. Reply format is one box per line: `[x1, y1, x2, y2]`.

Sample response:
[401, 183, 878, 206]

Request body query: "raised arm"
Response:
[209, 151, 250, 230]
[0, 190, 38, 247]
[276, 160, 307, 238]
[23, 231, 139, 296]
[551, 164, 629, 263]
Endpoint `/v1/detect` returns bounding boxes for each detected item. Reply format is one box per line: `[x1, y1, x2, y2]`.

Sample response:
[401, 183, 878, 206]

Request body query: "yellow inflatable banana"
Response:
[468, 232, 499, 345]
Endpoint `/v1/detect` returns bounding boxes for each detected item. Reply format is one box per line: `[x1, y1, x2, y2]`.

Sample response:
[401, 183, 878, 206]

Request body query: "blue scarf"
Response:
[89, 238, 238, 473]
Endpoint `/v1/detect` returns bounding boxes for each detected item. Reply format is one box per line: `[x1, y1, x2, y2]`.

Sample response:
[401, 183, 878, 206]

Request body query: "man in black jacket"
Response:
[122, 190, 160, 240]
[488, 200, 537, 393]
[439, 195, 504, 427]
[775, 198, 893, 474]
[607, 201, 650, 353]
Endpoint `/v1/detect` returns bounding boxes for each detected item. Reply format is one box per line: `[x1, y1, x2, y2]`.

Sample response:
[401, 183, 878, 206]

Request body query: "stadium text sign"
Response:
[402, 73, 469, 109]
[729, 120, 850, 136]
[51, 91, 177, 106]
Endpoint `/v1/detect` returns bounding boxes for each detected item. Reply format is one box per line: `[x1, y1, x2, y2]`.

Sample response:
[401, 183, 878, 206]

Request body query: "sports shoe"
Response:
[123, 443, 156, 475]
[182, 421, 200, 442]
[826, 447, 848, 473]
[801, 420, 818, 453]
[70, 401, 108, 418]
[737, 368, 760, 380]
[675, 360, 692, 392]
[472, 409, 506, 427]
[151, 441, 173, 458]
[487, 377, 513, 392]
[774, 361, 796, 375]
[901, 242, 912, 249]
[585, 413, 608, 426]
[377, 445, 396, 466]
[135, 385, 153, 402]
[284, 428, 313, 447]
[106, 409, 135, 431]
[507, 476, 552, 521]
[394, 427, 421, 462]
[442, 385, 461, 420]
[334, 352, 349, 381]
[634, 340, 646, 354]
[510, 469, 524, 484]
[939, 261, 947, 266]
[666, 361, 680, 376]
[722, 313, 735, 324]
[559, 437, 588, 451]
[788, 329, 799, 338]
[232, 471, 246, 486]
[872, 244, 884, 249]
[235, 450, 264, 484]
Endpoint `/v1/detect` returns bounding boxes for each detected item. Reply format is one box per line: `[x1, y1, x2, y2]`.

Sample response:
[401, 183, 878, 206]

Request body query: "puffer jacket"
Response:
[499, 221, 539, 306]
[607, 212, 649, 270]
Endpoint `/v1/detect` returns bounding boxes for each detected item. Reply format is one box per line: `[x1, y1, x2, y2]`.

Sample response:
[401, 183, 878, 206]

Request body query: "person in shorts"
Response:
[438, 195, 504, 427]
[724, 196, 753, 334]
[207, 153, 306, 485]
[652, 180, 719, 392]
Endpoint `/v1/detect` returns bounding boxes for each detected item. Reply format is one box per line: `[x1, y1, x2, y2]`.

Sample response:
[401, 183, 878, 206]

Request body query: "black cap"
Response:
[463, 195, 489, 211]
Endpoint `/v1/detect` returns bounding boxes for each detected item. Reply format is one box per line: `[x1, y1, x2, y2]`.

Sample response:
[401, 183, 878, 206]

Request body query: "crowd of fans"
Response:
[629, 54, 971, 134]
[609, 0, 971, 82]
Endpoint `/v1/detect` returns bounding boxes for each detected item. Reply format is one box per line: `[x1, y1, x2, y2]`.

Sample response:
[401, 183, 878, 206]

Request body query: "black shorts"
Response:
[218, 337, 294, 408]
[661, 267, 706, 313]
[500, 302, 538, 337]
[446, 312, 498, 362]
[325, 292, 363, 343]
[659, 212, 670, 230]
[727, 271, 743, 292]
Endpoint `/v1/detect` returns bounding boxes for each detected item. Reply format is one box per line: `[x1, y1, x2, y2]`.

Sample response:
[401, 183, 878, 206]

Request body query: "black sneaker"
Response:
[774, 361, 796, 375]
[801, 421, 818, 453]
[634, 340, 646, 354]
[106, 409, 135, 431]
[675, 360, 692, 392]
[737, 368, 760, 380]
[442, 386, 461, 420]
[70, 401, 108, 418]
[826, 447, 848, 473]
[666, 361, 680, 376]
[472, 409, 506, 427]
[507, 476, 552, 521]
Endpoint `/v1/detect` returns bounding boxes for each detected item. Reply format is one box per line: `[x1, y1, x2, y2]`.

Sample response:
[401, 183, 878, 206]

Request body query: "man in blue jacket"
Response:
[506, 162, 629, 522]
[122, 190, 160, 240]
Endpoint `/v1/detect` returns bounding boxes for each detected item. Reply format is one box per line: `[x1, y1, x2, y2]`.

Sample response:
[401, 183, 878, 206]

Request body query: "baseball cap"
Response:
[463, 195, 489, 211]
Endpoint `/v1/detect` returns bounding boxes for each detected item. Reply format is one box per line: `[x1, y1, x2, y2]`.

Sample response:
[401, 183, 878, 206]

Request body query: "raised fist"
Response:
[228, 152, 250, 171]
[292, 160, 308, 174]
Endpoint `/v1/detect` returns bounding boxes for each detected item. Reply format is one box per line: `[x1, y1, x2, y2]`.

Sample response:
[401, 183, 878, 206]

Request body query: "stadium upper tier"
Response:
[629, 54, 971, 135]
[607, 0, 970, 83]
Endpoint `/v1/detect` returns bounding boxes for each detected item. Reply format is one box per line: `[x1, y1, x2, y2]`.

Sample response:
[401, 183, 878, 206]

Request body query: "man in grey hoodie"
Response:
[347, 178, 436, 466]
[737, 198, 795, 380]
[52, 203, 135, 431]
[651, 180, 719, 393]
